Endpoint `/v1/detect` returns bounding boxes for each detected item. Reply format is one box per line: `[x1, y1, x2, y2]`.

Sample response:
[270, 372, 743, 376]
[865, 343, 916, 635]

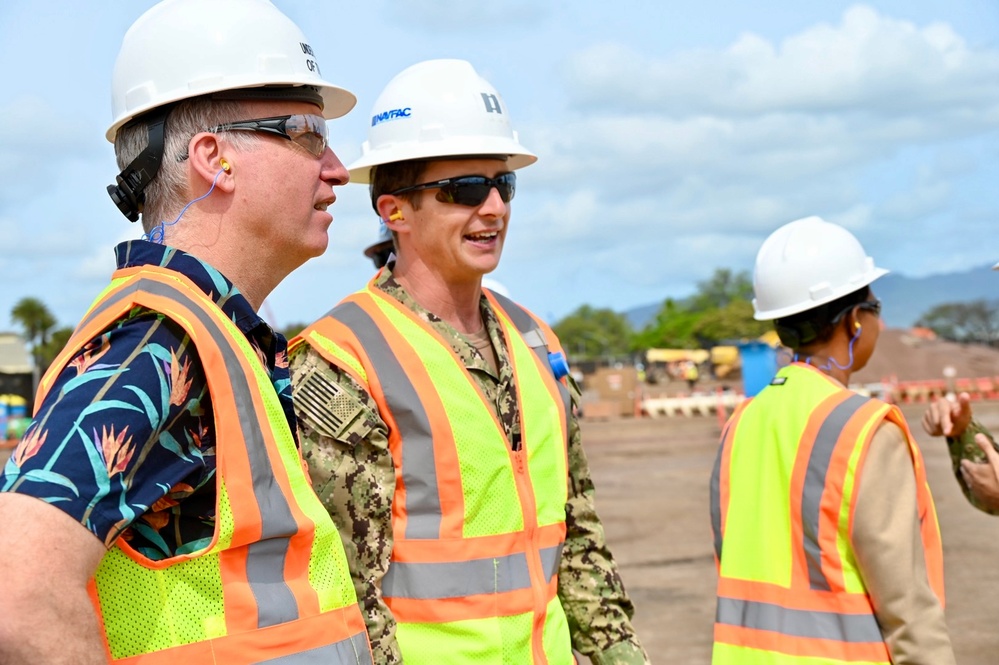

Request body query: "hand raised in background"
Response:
[922, 392, 973, 438]
[961, 434, 999, 514]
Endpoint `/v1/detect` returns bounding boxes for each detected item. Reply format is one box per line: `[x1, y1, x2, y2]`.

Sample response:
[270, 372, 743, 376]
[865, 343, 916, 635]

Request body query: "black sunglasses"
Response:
[389, 172, 516, 207]
[209, 114, 328, 157]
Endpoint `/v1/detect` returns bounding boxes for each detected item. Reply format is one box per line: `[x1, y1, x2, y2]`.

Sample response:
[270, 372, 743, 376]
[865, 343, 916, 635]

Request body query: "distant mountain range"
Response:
[624, 263, 998, 330]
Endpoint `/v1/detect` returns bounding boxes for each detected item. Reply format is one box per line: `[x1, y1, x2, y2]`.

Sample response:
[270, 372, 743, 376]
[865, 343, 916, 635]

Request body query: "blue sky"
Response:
[1, 0, 997, 333]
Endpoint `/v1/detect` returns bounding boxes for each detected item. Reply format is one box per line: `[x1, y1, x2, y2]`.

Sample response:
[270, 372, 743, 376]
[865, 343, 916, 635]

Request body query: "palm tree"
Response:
[11, 297, 57, 390]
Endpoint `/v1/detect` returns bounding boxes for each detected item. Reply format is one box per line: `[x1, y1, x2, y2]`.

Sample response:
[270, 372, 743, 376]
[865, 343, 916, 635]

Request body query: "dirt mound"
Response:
[852, 328, 999, 383]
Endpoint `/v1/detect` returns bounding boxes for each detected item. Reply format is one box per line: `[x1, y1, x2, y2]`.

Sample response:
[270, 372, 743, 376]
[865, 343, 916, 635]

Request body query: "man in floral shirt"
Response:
[0, 1, 366, 663]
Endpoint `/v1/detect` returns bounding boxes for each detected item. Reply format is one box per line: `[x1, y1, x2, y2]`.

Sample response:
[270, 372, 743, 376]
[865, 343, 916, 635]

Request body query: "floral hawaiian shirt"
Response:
[1, 240, 295, 560]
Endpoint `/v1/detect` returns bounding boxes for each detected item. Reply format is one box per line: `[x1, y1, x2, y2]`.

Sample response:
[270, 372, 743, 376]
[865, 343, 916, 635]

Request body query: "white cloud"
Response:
[484, 4, 999, 321]
[564, 5, 999, 118]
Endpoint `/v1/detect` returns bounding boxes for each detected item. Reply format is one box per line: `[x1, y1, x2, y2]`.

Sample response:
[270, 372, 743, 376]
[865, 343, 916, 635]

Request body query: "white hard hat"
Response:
[482, 277, 511, 299]
[752, 216, 889, 321]
[107, 0, 356, 142]
[347, 59, 537, 184]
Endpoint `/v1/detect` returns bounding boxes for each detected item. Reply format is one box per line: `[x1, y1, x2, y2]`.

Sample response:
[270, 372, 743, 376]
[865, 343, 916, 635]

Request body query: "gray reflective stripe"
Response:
[540, 543, 563, 582]
[382, 543, 565, 600]
[81, 278, 300, 627]
[330, 301, 441, 539]
[257, 631, 372, 664]
[717, 597, 883, 644]
[383, 552, 532, 599]
[489, 292, 572, 430]
[801, 393, 871, 591]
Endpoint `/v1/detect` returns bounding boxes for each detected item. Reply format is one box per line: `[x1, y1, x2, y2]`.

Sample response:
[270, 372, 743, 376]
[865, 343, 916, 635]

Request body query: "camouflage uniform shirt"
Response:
[290, 267, 649, 664]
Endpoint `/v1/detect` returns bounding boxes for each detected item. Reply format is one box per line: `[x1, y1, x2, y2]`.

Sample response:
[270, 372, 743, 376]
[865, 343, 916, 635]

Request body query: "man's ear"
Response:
[187, 133, 234, 194]
[376, 194, 409, 231]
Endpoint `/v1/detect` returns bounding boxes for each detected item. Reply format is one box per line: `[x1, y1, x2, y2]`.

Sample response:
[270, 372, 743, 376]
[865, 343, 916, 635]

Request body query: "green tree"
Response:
[632, 298, 700, 349]
[11, 297, 57, 375]
[634, 270, 758, 350]
[689, 268, 754, 312]
[691, 300, 771, 345]
[553, 305, 633, 361]
[38, 326, 75, 370]
[280, 322, 308, 340]
[916, 301, 999, 346]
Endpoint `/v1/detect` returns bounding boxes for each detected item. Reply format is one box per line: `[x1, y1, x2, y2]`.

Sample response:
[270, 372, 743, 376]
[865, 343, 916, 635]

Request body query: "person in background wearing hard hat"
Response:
[0, 1, 372, 663]
[364, 220, 395, 269]
[289, 59, 649, 664]
[709, 216, 954, 664]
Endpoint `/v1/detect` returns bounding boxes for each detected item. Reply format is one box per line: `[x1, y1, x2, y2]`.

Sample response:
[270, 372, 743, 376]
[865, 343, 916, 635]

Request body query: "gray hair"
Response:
[114, 98, 260, 233]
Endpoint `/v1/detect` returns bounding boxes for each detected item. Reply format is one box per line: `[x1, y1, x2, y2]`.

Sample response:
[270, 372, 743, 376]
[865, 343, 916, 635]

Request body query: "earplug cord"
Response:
[793, 324, 862, 372]
[144, 167, 226, 244]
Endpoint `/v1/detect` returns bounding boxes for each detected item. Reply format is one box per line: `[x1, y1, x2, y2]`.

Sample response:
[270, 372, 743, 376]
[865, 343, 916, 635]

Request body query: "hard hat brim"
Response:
[347, 137, 537, 184]
[752, 266, 890, 320]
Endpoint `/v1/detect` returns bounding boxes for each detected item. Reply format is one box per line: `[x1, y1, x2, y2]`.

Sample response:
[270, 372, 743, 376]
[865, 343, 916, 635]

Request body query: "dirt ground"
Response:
[581, 400, 999, 664]
[4, 400, 998, 662]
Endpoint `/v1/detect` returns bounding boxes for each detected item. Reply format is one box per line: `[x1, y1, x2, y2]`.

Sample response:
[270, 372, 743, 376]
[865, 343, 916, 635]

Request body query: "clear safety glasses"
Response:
[390, 172, 516, 207]
[209, 114, 329, 157]
[832, 297, 883, 324]
[857, 298, 882, 317]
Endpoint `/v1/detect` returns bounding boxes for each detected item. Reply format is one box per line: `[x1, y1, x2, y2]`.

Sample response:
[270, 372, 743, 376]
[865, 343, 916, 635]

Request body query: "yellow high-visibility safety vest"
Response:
[293, 278, 574, 664]
[39, 266, 371, 664]
[709, 362, 944, 664]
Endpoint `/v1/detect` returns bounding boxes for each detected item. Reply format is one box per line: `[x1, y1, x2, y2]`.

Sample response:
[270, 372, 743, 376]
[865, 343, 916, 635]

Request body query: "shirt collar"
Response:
[114, 240, 265, 336]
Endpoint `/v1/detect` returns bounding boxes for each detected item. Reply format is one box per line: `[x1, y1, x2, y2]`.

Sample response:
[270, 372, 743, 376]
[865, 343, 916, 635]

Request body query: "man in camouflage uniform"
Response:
[923, 393, 999, 514]
[289, 59, 648, 663]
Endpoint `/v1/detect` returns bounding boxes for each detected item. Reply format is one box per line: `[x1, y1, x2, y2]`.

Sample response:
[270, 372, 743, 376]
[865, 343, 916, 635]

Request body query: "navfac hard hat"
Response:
[752, 216, 889, 321]
[107, 0, 356, 142]
[347, 59, 536, 184]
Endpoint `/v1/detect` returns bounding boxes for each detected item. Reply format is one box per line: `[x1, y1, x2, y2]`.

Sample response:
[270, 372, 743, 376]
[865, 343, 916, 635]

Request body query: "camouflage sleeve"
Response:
[559, 376, 650, 664]
[946, 419, 999, 516]
[289, 346, 402, 664]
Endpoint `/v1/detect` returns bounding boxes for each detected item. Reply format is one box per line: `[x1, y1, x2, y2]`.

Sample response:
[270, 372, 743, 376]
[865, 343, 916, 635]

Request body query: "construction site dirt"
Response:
[581, 400, 999, 664]
[3, 393, 998, 662]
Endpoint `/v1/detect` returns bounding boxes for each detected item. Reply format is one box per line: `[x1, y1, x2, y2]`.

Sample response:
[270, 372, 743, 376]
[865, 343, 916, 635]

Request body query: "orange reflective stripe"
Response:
[487, 290, 571, 458]
[787, 391, 845, 589]
[717, 578, 880, 614]
[884, 408, 946, 604]
[714, 623, 889, 662]
[334, 293, 472, 541]
[479, 291, 572, 665]
[368, 290, 472, 540]
[112, 608, 370, 664]
[812, 396, 881, 592]
[392, 523, 566, 562]
[710, 399, 749, 564]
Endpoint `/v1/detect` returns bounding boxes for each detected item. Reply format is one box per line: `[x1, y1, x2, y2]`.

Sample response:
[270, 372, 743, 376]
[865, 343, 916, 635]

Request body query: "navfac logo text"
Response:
[372, 107, 412, 127]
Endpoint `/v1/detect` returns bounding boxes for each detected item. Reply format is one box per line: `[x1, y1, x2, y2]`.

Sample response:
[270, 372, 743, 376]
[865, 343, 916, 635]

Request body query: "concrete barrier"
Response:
[642, 390, 744, 418]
